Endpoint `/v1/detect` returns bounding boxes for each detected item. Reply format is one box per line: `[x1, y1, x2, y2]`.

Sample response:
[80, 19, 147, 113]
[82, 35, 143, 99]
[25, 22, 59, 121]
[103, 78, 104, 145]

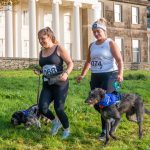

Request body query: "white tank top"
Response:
[90, 38, 118, 73]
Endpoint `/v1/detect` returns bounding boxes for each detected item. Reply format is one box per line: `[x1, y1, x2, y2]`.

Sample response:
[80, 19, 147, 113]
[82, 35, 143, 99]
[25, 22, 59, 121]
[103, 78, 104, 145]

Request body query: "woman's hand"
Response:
[59, 72, 68, 81]
[33, 65, 42, 75]
[33, 69, 41, 75]
[117, 74, 123, 83]
[76, 75, 84, 83]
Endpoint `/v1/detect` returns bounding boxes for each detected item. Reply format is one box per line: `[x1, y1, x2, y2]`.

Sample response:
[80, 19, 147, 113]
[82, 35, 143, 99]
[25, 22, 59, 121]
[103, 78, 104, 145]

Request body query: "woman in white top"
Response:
[77, 18, 123, 140]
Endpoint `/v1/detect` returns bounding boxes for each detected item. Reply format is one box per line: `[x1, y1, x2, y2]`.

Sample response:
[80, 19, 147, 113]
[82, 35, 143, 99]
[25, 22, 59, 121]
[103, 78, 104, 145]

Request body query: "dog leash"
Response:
[37, 74, 41, 104]
[34, 64, 42, 104]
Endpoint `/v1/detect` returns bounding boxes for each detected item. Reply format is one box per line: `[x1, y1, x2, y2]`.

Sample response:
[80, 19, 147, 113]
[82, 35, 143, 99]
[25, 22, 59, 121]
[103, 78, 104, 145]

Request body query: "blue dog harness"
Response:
[98, 93, 122, 109]
[22, 110, 29, 117]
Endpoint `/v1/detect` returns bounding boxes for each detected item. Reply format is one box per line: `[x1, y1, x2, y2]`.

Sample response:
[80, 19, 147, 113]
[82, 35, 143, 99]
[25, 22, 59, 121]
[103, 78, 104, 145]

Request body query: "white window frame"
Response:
[132, 39, 140, 63]
[0, 11, 5, 26]
[44, 12, 52, 28]
[115, 37, 124, 60]
[132, 7, 139, 24]
[114, 4, 122, 22]
[64, 14, 71, 31]
[99, 2, 104, 18]
[0, 39, 5, 57]
[64, 14, 72, 56]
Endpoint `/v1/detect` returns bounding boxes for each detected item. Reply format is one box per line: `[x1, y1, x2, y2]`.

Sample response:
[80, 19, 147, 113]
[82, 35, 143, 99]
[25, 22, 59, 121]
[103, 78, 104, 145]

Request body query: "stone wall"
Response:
[0, 57, 38, 70]
[0, 57, 150, 70]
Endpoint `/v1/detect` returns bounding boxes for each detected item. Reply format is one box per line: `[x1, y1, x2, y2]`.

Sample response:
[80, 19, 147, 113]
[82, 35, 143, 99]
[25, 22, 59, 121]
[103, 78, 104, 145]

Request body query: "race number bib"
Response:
[91, 60, 102, 70]
[43, 65, 58, 77]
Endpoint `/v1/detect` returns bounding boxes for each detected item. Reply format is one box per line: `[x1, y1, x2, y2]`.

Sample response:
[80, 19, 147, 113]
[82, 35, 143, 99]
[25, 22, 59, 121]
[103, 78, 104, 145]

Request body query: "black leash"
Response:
[36, 74, 41, 104]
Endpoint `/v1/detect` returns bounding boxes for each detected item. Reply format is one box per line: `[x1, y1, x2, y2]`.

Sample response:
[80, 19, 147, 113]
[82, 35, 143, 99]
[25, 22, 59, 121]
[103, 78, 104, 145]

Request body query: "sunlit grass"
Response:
[0, 69, 150, 150]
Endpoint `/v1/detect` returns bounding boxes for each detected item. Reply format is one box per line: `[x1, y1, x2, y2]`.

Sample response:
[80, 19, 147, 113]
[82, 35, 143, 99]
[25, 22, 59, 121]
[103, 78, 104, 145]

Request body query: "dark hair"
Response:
[38, 27, 59, 44]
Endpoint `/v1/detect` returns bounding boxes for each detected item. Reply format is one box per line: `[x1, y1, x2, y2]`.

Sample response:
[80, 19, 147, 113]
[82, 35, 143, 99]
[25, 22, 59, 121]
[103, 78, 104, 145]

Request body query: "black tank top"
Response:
[39, 45, 63, 75]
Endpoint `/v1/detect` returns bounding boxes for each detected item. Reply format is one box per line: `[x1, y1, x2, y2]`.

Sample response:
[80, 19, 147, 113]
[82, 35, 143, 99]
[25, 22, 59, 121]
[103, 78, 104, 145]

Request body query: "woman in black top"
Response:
[37, 27, 73, 139]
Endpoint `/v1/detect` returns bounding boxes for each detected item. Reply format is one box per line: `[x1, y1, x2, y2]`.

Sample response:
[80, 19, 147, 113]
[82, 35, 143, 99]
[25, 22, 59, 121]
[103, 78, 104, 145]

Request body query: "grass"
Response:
[0, 69, 150, 150]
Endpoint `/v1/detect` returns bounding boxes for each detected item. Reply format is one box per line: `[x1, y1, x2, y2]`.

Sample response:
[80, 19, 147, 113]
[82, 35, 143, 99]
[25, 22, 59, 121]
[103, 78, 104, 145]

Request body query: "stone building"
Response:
[0, 0, 150, 70]
[100, 0, 150, 69]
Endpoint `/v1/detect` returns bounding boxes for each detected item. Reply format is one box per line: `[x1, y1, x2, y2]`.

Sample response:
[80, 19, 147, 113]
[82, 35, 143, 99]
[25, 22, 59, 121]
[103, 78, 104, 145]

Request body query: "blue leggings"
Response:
[90, 71, 118, 132]
[38, 81, 69, 129]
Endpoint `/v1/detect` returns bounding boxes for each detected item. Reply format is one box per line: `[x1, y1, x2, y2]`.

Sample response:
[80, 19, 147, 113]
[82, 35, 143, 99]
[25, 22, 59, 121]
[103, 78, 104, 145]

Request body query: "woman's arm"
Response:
[76, 44, 92, 83]
[110, 40, 124, 82]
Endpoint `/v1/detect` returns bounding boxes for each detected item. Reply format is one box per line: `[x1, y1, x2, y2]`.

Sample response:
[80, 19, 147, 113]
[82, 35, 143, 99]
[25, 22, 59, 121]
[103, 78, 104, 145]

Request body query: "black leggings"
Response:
[38, 81, 69, 129]
[90, 71, 118, 132]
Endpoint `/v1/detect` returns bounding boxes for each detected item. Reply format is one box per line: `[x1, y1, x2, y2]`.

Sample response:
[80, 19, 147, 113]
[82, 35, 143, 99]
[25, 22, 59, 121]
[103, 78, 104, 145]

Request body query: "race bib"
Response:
[43, 65, 58, 77]
[91, 60, 102, 70]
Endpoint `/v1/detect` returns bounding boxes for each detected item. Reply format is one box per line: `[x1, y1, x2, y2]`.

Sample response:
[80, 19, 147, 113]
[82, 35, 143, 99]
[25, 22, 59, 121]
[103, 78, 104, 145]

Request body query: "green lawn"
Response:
[0, 70, 150, 150]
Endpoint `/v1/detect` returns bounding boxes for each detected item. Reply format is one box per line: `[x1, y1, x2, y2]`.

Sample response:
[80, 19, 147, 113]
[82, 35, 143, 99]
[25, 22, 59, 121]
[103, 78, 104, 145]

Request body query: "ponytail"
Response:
[38, 27, 59, 44]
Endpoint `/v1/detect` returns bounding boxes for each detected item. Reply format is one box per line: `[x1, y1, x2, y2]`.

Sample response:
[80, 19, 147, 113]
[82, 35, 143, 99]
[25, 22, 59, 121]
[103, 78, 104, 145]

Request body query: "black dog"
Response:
[11, 104, 49, 129]
[85, 88, 150, 145]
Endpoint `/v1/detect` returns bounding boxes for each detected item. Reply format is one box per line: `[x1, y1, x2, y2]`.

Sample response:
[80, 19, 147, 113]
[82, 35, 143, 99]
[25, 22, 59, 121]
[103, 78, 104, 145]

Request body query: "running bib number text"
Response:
[43, 65, 58, 77]
[91, 60, 102, 69]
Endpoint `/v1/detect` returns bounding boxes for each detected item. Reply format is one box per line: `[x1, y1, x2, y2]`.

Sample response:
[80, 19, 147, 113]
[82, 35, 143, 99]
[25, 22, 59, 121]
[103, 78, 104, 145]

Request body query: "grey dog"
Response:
[11, 104, 50, 129]
[85, 88, 150, 145]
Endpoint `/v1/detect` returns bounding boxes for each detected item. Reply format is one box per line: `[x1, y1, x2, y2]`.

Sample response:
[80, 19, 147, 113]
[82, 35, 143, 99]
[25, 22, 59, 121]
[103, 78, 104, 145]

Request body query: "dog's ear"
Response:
[98, 88, 106, 100]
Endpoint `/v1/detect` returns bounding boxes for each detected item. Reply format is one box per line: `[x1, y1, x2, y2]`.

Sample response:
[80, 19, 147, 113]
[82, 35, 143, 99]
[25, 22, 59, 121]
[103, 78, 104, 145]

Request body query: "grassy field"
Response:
[0, 69, 150, 150]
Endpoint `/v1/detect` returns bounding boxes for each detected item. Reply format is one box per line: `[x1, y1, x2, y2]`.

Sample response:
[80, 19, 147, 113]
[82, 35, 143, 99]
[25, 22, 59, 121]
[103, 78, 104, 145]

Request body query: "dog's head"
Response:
[11, 111, 27, 126]
[85, 88, 106, 105]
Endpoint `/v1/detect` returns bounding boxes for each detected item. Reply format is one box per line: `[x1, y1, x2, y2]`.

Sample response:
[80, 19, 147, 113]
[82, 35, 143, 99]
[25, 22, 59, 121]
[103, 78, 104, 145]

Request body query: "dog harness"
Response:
[98, 93, 122, 109]
[22, 110, 29, 117]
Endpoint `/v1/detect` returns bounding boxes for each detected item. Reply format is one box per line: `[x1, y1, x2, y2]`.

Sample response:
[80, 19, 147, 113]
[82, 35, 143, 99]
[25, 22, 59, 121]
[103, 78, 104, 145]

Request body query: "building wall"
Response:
[105, 0, 148, 63]
[0, 0, 149, 68]
[92, 0, 149, 64]
[0, 57, 150, 70]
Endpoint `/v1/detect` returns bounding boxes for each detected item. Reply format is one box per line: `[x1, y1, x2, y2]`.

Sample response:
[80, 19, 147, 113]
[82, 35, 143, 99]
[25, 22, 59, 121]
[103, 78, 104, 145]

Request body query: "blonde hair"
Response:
[38, 27, 59, 44]
[95, 18, 107, 26]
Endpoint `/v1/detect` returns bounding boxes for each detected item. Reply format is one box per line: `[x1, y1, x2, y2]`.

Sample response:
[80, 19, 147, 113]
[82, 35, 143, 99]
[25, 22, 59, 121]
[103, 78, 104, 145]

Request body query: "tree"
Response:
[0, 0, 19, 6]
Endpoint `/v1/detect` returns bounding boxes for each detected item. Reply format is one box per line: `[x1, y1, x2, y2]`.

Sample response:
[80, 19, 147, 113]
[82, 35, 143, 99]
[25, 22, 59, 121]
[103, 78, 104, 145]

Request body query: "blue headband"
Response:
[92, 23, 106, 31]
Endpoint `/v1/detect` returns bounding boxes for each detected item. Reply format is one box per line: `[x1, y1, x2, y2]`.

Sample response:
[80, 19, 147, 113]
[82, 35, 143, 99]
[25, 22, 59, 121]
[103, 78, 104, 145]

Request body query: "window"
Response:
[115, 37, 124, 60]
[99, 2, 103, 18]
[92, 2, 104, 19]
[132, 7, 139, 24]
[147, 5, 150, 28]
[44, 13, 52, 28]
[114, 4, 122, 22]
[22, 10, 28, 26]
[64, 14, 71, 31]
[132, 40, 140, 63]
[64, 14, 72, 55]
[0, 11, 5, 25]
[22, 40, 29, 58]
[64, 43, 72, 56]
[0, 39, 5, 57]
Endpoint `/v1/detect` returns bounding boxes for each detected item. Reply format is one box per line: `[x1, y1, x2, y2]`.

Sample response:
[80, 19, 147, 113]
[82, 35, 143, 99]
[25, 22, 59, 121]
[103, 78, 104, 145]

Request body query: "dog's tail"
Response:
[145, 109, 150, 115]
